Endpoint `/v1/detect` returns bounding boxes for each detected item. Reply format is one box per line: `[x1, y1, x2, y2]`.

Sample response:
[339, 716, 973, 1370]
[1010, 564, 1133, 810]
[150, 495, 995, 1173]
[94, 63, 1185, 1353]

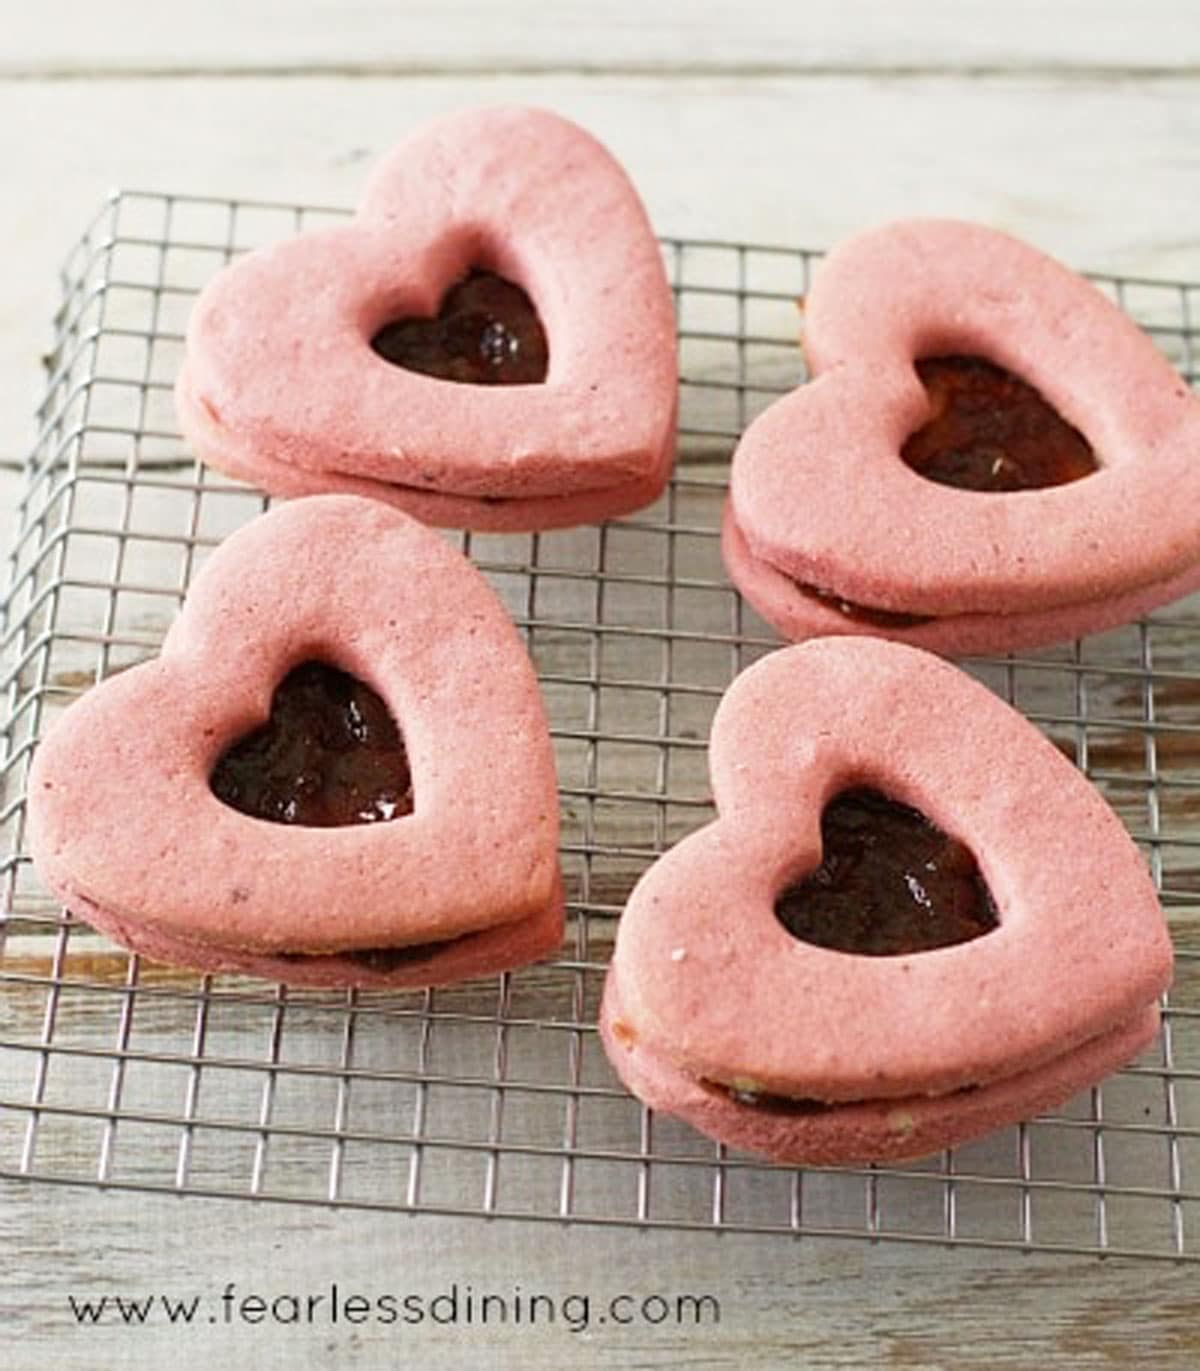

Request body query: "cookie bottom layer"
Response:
[722, 503, 1200, 655]
[599, 978, 1159, 1165]
[65, 883, 564, 990]
[177, 373, 675, 533]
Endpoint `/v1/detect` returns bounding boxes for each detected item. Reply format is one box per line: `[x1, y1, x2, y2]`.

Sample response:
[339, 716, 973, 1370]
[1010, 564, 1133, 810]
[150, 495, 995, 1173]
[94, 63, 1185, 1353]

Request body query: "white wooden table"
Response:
[3, 5, 1200, 1366]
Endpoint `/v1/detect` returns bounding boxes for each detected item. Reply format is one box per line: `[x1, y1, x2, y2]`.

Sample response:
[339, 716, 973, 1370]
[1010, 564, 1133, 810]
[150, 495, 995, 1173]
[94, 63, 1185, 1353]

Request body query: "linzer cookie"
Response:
[725, 219, 1200, 653]
[600, 638, 1172, 1165]
[26, 496, 563, 988]
[176, 106, 677, 531]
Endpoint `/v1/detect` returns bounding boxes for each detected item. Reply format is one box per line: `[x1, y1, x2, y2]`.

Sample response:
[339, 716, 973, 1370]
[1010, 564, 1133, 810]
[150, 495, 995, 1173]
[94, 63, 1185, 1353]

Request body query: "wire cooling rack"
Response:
[1, 192, 1198, 1263]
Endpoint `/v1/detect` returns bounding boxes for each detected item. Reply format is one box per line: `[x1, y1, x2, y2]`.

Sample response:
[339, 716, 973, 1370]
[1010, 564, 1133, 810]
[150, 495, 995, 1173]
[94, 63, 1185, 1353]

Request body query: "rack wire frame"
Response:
[1, 190, 1199, 1262]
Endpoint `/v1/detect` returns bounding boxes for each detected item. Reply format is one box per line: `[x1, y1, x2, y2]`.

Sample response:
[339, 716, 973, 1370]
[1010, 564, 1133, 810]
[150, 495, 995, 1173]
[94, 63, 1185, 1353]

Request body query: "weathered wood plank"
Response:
[2, 1182, 1198, 1370]
[3, 1, 1199, 74]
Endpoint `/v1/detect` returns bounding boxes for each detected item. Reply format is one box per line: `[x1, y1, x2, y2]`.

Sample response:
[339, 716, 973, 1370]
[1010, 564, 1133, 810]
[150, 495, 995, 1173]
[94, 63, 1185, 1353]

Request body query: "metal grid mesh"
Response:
[1, 191, 1199, 1261]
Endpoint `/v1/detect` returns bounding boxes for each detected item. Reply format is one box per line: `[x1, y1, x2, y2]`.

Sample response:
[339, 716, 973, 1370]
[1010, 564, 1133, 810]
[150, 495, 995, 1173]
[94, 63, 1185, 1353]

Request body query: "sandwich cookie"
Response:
[725, 220, 1200, 653]
[601, 637, 1172, 1164]
[27, 496, 563, 987]
[177, 106, 677, 531]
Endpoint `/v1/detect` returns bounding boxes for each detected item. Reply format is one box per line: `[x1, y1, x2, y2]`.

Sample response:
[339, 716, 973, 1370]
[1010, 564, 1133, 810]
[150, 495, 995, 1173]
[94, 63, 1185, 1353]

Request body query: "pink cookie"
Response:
[726, 219, 1200, 651]
[600, 985, 1158, 1167]
[722, 506, 1200, 657]
[177, 106, 677, 530]
[183, 386, 676, 535]
[601, 638, 1172, 1165]
[27, 496, 563, 988]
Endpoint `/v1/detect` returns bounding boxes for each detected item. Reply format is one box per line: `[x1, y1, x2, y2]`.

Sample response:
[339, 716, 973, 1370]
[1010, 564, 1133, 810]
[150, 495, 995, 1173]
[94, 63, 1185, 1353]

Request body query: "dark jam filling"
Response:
[798, 584, 935, 630]
[901, 355, 1098, 491]
[370, 269, 549, 385]
[210, 661, 414, 827]
[279, 939, 461, 971]
[703, 1079, 978, 1113]
[775, 788, 999, 957]
[703, 1082, 834, 1116]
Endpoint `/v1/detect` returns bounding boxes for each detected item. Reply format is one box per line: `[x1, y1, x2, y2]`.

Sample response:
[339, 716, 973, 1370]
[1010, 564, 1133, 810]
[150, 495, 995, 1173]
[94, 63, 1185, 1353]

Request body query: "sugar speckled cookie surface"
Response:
[601, 638, 1172, 1163]
[177, 106, 677, 529]
[27, 496, 563, 985]
[726, 219, 1200, 648]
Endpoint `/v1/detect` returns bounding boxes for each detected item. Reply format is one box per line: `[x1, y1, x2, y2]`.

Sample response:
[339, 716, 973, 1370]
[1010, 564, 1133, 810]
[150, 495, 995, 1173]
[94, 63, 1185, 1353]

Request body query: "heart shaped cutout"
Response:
[176, 106, 677, 531]
[773, 786, 999, 956]
[210, 660, 415, 827]
[899, 355, 1098, 492]
[602, 638, 1172, 1162]
[370, 268, 549, 386]
[27, 496, 563, 987]
[725, 219, 1200, 653]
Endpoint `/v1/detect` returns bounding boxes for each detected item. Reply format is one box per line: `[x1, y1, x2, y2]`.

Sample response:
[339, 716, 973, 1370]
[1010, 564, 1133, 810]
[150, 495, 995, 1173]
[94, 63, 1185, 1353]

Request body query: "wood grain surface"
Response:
[4, 1, 1199, 72]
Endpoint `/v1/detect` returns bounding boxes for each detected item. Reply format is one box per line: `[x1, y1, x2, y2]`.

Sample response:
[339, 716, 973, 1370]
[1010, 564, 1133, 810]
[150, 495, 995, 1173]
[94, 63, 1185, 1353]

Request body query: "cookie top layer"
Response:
[177, 105, 677, 504]
[729, 219, 1200, 617]
[609, 638, 1171, 1102]
[27, 496, 560, 955]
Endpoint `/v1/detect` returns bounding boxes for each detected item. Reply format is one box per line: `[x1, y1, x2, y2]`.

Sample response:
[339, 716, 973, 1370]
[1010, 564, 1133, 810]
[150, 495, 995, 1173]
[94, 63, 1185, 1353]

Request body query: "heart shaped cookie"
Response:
[725, 219, 1200, 653]
[27, 496, 563, 987]
[176, 106, 677, 531]
[601, 638, 1172, 1164]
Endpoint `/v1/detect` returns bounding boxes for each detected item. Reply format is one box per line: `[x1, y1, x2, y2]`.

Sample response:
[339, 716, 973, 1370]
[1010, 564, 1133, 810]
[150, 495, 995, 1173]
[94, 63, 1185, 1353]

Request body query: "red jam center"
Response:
[901, 355, 1097, 491]
[210, 661, 414, 827]
[775, 788, 998, 956]
[370, 269, 548, 385]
